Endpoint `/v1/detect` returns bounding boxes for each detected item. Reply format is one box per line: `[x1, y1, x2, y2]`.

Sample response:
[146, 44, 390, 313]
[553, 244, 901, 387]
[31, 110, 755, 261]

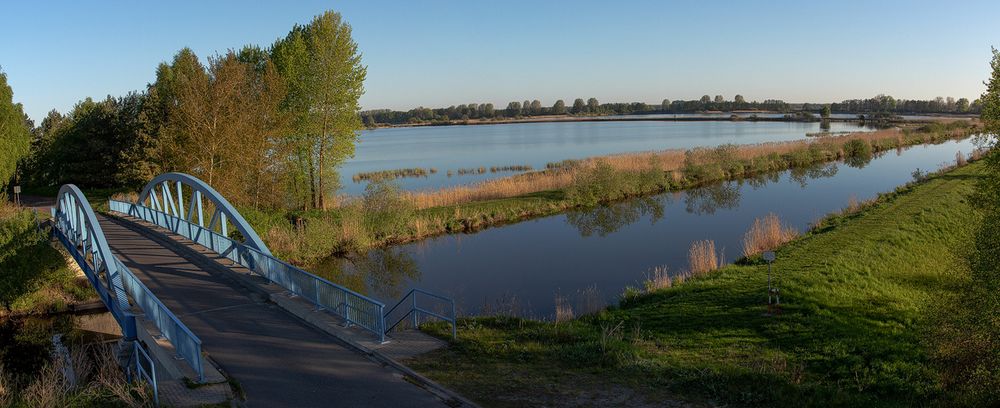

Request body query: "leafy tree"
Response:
[552, 99, 566, 115]
[957, 98, 970, 113]
[530, 99, 542, 115]
[734, 94, 746, 105]
[272, 11, 366, 209]
[506, 101, 521, 117]
[572, 98, 586, 114]
[821, 105, 831, 118]
[0, 69, 30, 190]
[714, 95, 724, 104]
[586, 97, 600, 113]
[700, 95, 711, 104]
[661, 99, 670, 112]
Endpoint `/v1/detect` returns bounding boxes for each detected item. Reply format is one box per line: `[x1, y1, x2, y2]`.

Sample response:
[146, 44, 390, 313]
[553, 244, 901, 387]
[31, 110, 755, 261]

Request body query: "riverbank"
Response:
[406, 159, 993, 407]
[0, 203, 96, 317]
[253, 121, 978, 264]
[368, 112, 975, 129]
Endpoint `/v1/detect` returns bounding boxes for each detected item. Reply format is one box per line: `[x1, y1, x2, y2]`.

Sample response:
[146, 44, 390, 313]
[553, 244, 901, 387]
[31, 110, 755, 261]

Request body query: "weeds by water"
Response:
[741, 213, 798, 258]
[688, 239, 722, 276]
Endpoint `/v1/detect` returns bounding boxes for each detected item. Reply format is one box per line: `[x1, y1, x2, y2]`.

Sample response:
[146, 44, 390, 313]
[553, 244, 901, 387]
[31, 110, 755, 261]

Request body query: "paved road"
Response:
[98, 215, 446, 407]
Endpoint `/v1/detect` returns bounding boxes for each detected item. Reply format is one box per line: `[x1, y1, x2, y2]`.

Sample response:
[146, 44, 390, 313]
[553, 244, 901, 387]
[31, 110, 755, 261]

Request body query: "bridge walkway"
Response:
[97, 214, 447, 407]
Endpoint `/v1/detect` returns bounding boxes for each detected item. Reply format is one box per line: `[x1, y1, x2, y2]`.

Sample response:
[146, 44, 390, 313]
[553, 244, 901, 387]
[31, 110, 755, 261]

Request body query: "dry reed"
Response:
[408, 128, 910, 209]
[742, 213, 799, 258]
[688, 240, 721, 276]
[554, 294, 575, 322]
[643, 265, 673, 292]
[956, 151, 967, 167]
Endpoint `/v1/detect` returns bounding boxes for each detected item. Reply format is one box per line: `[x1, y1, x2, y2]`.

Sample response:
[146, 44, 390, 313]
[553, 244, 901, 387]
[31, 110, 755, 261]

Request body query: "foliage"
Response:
[0, 204, 95, 314]
[361, 180, 414, 241]
[273, 10, 367, 209]
[0, 69, 31, 190]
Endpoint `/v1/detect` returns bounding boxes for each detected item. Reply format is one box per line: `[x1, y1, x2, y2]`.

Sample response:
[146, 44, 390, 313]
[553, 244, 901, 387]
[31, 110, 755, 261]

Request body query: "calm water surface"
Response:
[341, 120, 875, 194]
[316, 138, 978, 317]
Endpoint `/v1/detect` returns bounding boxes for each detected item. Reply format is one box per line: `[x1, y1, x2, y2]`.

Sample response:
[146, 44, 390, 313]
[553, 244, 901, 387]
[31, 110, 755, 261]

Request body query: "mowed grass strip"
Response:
[408, 161, 984, 407]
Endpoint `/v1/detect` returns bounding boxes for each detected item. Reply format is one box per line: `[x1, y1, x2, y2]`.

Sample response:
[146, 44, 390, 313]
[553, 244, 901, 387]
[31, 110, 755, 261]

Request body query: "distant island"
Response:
[362, 94, 981, 128]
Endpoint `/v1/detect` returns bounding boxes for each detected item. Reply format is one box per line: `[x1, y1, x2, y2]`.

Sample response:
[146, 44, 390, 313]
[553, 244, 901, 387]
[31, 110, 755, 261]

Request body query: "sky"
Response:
[2, 0, 999, 122]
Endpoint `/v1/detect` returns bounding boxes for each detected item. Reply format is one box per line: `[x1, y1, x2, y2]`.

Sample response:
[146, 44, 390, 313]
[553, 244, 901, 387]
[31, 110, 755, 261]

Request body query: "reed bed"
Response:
[741, 213, 799, 258]
[489, 164, 533, 173]
[688, 239, 722, 276]
[408, 128, 931, 209]
[353, 167, 434, 182]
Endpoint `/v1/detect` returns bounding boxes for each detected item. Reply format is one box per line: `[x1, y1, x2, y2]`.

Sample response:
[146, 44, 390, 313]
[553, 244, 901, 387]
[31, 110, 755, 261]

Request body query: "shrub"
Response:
[362, 179, 415, 241]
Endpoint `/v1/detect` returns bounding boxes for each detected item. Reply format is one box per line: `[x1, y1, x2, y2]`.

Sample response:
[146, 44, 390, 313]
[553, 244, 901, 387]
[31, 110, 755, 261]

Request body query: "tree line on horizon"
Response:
[362, 94, 983, 126]
[7, 11, 366, 210]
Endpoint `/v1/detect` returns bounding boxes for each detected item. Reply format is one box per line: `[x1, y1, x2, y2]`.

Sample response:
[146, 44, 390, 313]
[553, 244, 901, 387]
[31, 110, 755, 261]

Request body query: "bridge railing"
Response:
[115, 257, 204, 382]
[110, 200, 388, 342]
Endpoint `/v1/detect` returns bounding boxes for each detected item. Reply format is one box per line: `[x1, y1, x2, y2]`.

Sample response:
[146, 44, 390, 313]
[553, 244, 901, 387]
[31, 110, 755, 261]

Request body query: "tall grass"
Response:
[742, 213, 799, 258]
[408, 125, 973, 209]
[688, 240, 721, 276]
[3, 344, 152, 407]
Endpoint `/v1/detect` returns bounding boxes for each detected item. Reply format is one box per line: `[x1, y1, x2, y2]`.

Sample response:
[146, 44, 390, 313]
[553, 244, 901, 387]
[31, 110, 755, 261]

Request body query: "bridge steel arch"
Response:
[136, 172, 271, 256]
[53, 184, 206, 382]
[53, 185, 137, 338]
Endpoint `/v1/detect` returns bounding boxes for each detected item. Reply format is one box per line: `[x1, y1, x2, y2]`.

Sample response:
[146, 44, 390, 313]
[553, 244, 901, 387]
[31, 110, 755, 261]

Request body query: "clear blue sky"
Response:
[2, 0, 998, 121]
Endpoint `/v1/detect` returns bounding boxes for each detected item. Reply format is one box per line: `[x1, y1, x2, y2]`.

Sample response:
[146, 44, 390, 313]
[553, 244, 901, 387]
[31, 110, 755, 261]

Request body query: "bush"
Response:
[362, 179, 414, 241]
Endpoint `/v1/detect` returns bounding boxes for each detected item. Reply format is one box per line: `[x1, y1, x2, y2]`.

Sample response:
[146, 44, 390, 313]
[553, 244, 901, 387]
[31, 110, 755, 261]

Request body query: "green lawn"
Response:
[409, 161, 988, 407]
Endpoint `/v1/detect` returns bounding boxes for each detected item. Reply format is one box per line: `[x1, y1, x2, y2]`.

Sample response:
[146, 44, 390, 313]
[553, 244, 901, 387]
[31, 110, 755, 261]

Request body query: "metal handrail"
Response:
[129, 341, 159, 406]
[384, 288, 457, 339]
[115, 257, 205, 382]
[110, 199, 389, 342]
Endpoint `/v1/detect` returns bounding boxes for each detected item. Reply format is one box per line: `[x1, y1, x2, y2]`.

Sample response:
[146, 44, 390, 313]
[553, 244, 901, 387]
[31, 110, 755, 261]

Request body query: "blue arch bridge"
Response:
[50, 173, 463, 407]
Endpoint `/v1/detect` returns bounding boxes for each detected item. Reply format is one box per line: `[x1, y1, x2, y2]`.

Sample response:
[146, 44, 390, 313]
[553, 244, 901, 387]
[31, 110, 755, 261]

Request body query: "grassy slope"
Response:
[408, 161, 984, 407]
[0, 207, 95, 316]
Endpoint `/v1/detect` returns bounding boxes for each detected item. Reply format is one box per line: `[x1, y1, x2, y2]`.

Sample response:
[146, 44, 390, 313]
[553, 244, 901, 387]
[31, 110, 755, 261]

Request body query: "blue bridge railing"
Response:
[52, 185, 204, 383]
[115, 257, 204, 382]
[110, 199, 388, 342]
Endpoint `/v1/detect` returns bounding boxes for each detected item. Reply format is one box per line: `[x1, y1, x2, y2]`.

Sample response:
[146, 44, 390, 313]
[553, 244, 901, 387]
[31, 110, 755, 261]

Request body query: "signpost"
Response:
[763, 251, 779, 316]
[12, 185, 21, 206]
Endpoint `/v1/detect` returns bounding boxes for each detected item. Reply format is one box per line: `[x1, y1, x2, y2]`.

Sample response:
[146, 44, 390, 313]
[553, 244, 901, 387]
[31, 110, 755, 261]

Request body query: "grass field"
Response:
[407, 160, 991, 407]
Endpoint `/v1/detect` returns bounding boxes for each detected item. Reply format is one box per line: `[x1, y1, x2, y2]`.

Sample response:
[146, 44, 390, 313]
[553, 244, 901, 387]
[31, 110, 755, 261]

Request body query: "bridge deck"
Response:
[98, 215, 445, 407]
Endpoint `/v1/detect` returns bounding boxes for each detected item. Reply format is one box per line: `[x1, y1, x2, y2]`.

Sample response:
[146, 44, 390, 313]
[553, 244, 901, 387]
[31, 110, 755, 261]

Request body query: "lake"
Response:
[317, 137, 978, 318]
[341, 120, 876, 194]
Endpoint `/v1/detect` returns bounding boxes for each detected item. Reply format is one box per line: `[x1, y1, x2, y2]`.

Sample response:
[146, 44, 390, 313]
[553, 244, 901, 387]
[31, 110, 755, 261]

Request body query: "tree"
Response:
[506, 101, 521, 117]
[0, 69, 30, 190]
[572, 98, 586, 114]
[714, 95, 724, 104]
[272, 11, 367, 209]
[587, 97, 600, 113]
[481, 103, 494, 117]
[821, 105, 832, 118]
[734, 94, 746, 105]
[552, 99, 566, 115]
[522, 100, 531, 115]
[700, 95, 711, 104]
[661, 99, 670, 112]
[957, 98, 970, 113]
[530, 99, 542, 115]
[802, 103, 812, 112]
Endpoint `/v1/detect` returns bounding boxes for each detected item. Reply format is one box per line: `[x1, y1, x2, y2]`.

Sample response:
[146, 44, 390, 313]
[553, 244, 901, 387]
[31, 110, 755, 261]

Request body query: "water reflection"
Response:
[313, 138, 976, 316]
[565, 197, 665, 237]
[788, 162, 839, 188]
[684, 182, 741, 215]
[310, 248, 421, 300]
